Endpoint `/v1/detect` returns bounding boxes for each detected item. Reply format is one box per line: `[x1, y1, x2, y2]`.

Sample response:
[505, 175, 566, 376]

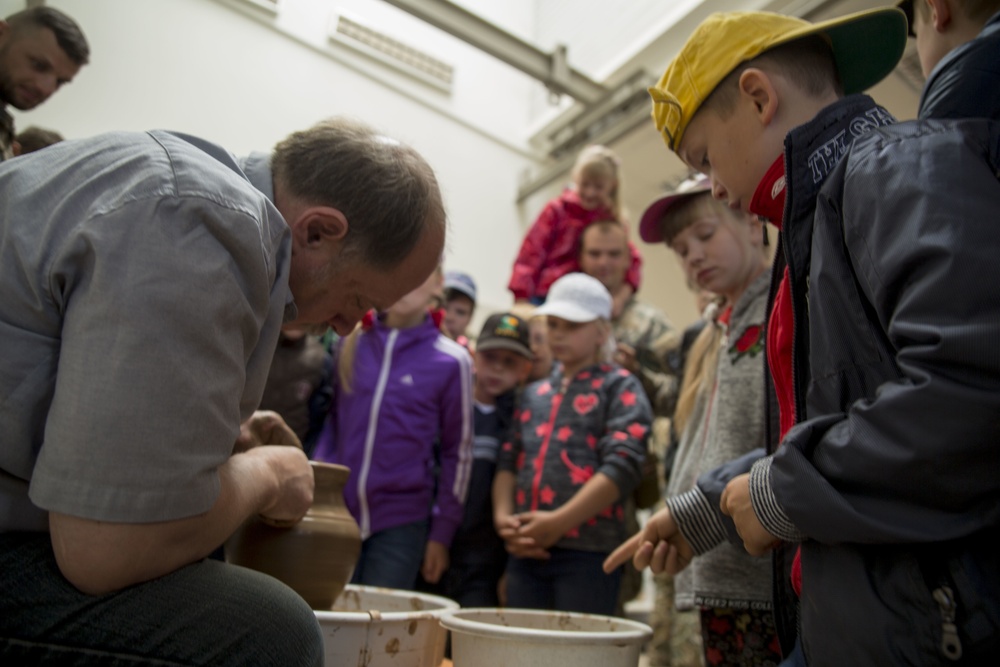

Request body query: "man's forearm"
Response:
[49, 447, 290, 595]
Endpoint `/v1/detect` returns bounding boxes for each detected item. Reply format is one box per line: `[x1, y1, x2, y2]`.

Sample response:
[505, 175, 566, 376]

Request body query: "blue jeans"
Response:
[351, 519, 428, 589]
[0, 531, 322, 666]
[506, 547, 621, 615]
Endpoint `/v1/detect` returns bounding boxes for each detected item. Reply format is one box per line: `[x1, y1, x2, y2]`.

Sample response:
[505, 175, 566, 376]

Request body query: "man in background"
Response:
[0, 5, 88, 161]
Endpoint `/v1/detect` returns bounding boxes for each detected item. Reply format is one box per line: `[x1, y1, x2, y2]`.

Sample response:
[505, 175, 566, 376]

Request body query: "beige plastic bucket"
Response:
[314, 585, 458, 667]
[440, 608, 652, 667]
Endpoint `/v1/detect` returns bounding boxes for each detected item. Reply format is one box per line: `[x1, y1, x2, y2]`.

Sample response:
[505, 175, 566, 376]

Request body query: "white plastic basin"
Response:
[440, 607, 652, 667]
[314, 585, 458, 667]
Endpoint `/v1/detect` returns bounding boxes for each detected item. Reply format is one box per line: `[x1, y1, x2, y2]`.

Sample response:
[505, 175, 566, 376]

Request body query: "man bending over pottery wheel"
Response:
[0, 117, 445, 666]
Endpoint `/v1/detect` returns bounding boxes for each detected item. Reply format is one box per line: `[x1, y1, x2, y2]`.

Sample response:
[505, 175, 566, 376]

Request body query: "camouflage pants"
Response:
[647, 572, 704, 667]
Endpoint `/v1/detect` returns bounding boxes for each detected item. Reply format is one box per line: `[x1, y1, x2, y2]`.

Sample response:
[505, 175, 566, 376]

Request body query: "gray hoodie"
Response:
[665, 271, 771, 610]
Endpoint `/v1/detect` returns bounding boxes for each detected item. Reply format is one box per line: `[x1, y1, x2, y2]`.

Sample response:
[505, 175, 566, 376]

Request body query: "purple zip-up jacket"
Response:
[312, 313, 473, 546]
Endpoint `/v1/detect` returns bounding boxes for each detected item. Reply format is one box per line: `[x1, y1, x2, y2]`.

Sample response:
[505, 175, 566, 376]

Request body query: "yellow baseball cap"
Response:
[650, 8, 908, 152]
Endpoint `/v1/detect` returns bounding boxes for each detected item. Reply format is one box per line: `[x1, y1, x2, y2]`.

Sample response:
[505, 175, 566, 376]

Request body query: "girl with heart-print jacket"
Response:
[496, 363, 651, 555]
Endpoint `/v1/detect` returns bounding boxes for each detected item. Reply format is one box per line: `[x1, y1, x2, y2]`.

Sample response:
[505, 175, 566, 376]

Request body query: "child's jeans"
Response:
[506, 547, 621, 615]
[351, 519, 428, 590]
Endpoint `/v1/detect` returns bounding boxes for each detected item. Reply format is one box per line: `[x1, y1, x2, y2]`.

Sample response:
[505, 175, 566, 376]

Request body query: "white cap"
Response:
[535, 273, 612, 322]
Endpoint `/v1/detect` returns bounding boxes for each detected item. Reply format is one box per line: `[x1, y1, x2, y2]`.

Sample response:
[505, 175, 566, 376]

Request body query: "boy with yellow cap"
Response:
[606, 7, 1000, 665]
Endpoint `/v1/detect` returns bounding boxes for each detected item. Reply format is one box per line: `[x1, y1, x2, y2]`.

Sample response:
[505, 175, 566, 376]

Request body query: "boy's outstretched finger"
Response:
[603, 532, 642, 572]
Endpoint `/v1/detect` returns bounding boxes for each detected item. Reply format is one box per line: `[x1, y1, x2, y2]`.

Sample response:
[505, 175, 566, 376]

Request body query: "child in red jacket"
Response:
[508, 145, 643, 313]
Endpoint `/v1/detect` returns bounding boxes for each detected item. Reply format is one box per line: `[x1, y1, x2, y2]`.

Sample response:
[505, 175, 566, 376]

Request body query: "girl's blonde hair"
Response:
[672, 300, 724, 436]
[667, 195, 765, 434]
[660, 191, 740, 245]
[336, 324, 365, 395]
[573, 145, 624, 221]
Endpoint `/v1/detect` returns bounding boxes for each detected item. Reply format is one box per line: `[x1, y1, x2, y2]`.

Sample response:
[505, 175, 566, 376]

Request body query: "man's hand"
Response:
[719, 473, 781, 556]
[255, 445, 314, 527]
[49, 443, 315, 595]
[421, 540, 449, 584]
[603, 505, 693, 575]
[235, 410, 301, 452]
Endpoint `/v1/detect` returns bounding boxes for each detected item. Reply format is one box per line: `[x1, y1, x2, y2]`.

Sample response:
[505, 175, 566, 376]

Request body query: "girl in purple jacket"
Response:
[312, 268, 474, 590]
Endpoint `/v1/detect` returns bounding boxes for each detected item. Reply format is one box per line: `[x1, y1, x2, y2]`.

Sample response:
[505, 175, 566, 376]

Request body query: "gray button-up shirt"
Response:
[0, 130, 292, 531]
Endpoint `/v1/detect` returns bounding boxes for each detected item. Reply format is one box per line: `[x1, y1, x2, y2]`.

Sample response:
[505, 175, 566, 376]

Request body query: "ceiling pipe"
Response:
[379, 0, 607, 104]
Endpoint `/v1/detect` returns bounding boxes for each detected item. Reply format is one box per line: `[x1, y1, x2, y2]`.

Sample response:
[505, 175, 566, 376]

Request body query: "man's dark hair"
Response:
[579, 218, 629, 257]
[5, 6, 90, 65]
[272, 117, 446, 270]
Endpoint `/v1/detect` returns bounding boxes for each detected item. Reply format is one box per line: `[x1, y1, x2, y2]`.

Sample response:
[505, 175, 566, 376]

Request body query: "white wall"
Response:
[3, 0, 546, 323]
[2, 0, 923, 332]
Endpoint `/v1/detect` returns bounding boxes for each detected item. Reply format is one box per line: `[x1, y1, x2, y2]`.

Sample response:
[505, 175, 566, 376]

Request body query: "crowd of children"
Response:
[248, 3, 1000, 666]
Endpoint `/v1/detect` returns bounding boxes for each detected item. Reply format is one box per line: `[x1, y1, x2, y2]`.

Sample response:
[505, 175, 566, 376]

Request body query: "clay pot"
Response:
[226, 461, 361, 610]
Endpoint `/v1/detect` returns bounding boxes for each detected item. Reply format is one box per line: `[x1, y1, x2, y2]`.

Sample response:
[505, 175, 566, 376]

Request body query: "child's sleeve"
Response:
[429, 348, 475, 547]
[665, 449, 768, 555]
[508, 200, 561, 300]
[625, 238, 643, 292]
[595, 372, 652, 498]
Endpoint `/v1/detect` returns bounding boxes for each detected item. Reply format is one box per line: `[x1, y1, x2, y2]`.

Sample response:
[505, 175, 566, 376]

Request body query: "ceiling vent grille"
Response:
[332, 14, 454, 91]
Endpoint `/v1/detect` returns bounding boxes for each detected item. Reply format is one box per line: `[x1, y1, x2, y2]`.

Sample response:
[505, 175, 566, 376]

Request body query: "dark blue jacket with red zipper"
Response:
[692, 95, 1000, 665]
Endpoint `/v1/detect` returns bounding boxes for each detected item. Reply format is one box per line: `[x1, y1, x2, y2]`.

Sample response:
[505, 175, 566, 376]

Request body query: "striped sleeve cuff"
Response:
[665, 487, 728, 556]
[748, 457, 806, 542]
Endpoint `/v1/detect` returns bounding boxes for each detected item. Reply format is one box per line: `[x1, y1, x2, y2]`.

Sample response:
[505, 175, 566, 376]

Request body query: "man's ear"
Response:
[291, 206, 349, 249]
[927, 0, 952, 31]
[738, 68, 779, 127]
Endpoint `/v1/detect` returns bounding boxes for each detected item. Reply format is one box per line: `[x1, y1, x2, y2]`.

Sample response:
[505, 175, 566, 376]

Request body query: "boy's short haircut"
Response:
[477, 313, 533, 359]
[702, 36, 843, 120]
[900, 0, 1000, 33]
[648, 8, 907, 152]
